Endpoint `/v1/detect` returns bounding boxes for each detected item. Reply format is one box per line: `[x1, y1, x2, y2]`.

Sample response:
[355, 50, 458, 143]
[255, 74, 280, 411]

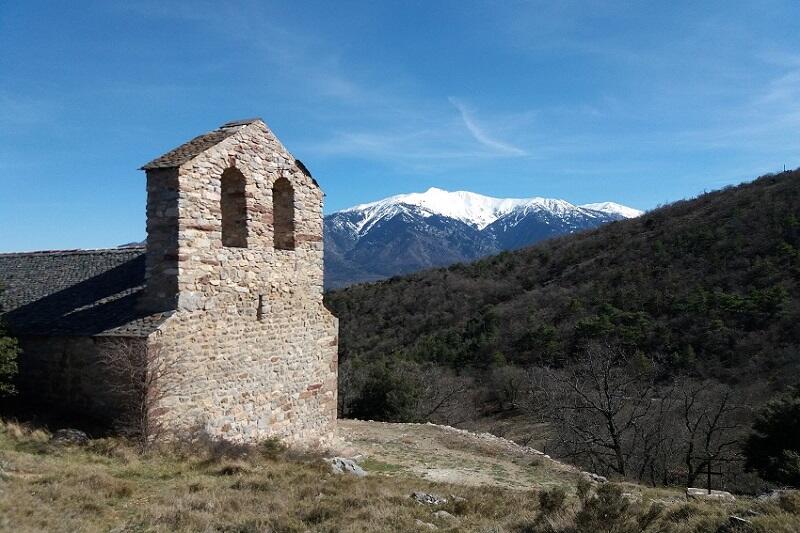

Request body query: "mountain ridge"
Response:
[325, 170, 800, 384]
[324, 187, 642, 288]
[336, 187, 642, 232]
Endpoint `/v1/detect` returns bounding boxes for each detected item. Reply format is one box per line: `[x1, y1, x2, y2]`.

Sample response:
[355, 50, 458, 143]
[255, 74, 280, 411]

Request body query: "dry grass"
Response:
[0, 420, 799, 532]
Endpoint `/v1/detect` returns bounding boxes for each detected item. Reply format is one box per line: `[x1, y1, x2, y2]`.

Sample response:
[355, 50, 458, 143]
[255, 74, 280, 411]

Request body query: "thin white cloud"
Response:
[449, 97, 527, 156]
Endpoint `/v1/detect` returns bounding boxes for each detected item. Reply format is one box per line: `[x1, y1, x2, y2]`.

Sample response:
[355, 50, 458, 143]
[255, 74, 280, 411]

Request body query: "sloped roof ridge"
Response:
[141, 118, 264, 170]
[0, 247, 145, 258]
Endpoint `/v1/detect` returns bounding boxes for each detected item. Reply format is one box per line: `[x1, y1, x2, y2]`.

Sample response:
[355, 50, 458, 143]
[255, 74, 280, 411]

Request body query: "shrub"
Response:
[538, 486, 568, 516]
[779, 491, 800, 514]
[576, 476, 593, 505]
[260, 436, 288, 460]
[344, 359, 423, 422]
[575, 484, 637, 533]
[745, 389, 800, 486]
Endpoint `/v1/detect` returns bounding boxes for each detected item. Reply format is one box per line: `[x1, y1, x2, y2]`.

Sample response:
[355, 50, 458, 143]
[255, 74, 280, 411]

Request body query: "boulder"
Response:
[686, 487, 735, 502]
[414, 519, 437, 530]
[756, 490, 780, 502]
[52, 428, 89, 445]
[756, 489, 791, 502]
[412, 491, 448, 505]
[581, 471, 608, 484]
[325, 457, 367, 477]
[432, 510, 456, 521]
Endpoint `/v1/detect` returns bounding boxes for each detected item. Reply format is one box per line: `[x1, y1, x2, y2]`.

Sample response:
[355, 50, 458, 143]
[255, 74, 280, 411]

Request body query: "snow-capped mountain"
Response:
[324, 188, 643, 288]
[579, 202, 644, 219]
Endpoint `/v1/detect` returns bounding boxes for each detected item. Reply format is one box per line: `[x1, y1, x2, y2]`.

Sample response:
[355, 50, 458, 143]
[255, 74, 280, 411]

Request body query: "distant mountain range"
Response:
[325, 169, 800, 385]
[324, 187, 642, 288]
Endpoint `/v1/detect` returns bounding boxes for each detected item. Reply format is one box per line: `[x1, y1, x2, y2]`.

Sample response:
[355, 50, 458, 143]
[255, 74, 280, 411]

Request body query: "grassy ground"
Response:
[340, 419, 579, 490]
[1, 420, 799, 532]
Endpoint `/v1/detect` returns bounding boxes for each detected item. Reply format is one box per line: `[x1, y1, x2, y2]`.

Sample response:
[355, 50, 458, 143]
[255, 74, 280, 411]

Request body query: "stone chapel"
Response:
[0, 118, 339, 445]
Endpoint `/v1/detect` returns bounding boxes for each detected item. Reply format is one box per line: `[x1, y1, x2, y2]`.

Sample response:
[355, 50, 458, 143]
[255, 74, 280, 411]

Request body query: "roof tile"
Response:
[0, 248, 169, 337]
[140, 118, 262, 170]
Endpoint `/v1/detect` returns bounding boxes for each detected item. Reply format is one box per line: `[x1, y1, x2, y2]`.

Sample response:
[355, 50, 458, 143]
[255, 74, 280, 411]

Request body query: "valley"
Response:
[326, 169, 800, 492]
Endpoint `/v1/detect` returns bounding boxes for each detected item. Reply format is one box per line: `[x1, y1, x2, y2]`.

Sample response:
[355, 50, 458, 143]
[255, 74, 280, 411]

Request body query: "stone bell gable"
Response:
[139, 118, 338, 444]
[139, 118, 326, 316]
[0, 118, 338, 446]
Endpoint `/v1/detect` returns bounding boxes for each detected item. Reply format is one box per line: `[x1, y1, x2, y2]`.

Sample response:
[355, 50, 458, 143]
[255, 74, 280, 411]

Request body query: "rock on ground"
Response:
[412, 491, 448, 505]
[325, 457, 366, 477]
[581, 471, 608, 484]
[52, 429, 89, 445]
[686, 487, 736, 502]
[432, 510, 456, 520]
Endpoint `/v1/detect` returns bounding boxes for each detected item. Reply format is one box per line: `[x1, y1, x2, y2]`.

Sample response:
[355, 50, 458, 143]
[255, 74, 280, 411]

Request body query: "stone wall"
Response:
[142, 121, 338, 446]
[140, 167, 180, 314]
[12, 336, 146, 427]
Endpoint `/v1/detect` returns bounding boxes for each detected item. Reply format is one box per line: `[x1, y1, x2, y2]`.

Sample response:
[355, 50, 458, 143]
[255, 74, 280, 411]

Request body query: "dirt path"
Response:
[338, 419, 582, 491]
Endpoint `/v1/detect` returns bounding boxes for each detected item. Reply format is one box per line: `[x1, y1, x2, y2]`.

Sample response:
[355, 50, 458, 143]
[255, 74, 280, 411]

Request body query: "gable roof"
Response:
[141, 118, 262, 170]
[140, 118, 321, 189]
[0, 248, 170, 337]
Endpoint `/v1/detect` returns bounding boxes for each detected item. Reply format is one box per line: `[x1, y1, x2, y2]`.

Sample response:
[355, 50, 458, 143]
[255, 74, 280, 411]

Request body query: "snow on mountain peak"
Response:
[339, 188, 641, 233]
[579, 202, 644, 219]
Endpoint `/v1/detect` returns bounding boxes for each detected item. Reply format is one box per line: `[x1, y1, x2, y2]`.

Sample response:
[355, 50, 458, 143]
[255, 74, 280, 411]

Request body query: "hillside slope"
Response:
[341, 419, 579, 490]
[325, 171, 800, 383]
[4, 419, 798, 532]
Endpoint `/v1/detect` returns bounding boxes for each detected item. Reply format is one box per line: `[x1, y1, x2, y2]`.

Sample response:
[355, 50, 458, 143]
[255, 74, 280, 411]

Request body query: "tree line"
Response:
[326, 170, 800, 386]
[339, 342, 800, 493]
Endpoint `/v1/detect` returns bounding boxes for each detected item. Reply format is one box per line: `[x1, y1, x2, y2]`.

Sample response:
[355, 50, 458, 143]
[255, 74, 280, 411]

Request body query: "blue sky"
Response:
[1, 1, 799, 251]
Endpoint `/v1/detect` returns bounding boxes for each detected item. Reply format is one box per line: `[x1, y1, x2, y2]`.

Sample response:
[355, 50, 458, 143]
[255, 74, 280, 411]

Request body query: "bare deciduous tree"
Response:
[489, 364, 527, 411]
[521, 343, 752, 488]
[98, 339, 182, 447]
[675, 378, 745, 487]
[536, 342, 657, 477]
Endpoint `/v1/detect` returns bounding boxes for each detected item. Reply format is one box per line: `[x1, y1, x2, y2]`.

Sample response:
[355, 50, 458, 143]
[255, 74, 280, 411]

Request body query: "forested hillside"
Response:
[326, 170, 800, 386]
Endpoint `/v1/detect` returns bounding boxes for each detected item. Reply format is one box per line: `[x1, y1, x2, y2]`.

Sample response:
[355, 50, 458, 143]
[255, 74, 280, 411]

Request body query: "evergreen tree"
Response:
[745, 389, 800, 486]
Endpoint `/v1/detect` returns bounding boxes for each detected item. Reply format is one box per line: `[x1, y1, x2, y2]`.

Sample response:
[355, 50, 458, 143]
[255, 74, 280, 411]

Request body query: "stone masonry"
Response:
[0, 118, 339, 446]
[141, 119, 338, 445]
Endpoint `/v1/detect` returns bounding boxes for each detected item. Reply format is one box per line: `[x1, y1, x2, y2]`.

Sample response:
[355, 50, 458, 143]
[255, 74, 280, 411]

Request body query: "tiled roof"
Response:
[0, 248, 170, 337]
[141, 118, 262, 170]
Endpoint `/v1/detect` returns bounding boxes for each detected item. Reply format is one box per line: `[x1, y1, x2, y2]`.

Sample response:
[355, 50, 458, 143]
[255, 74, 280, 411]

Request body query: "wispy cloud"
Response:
[119, 0, 369, 106]
[449, 97, 527, 156]
[118, 0, 536, 171]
